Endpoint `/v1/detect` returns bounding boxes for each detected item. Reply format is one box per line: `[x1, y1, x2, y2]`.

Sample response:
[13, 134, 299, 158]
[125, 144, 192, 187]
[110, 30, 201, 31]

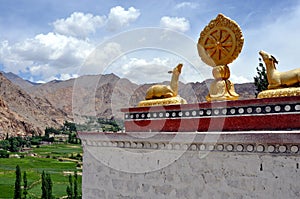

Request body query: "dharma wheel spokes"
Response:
[198, 14, 244, 101]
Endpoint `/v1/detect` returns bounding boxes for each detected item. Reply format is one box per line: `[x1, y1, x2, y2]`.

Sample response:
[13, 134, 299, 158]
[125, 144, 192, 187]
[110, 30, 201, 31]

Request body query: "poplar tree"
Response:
[41, 171, 47, 199]
[46, 173, 53, 199]
[66, 172, 81, 199]
[41, 171, 53, 199]
[254, 58, 268, 97]
[14, 165, 21, 199]
[66, 186, 72, 199]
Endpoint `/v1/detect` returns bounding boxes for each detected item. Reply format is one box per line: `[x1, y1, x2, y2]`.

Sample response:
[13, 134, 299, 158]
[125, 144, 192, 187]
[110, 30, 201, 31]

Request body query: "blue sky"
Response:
[0, 0, 299, 84]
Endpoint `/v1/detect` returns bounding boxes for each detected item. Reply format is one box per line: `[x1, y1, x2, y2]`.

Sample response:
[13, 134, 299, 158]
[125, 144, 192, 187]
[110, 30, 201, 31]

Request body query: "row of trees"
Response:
[66, 171, 80, 199]
[14, 165, 80, 199]
[0, 136, 31, 152]
[15, 165, 53, 199]
[0, 135, 55, 154]
[45, 121, 77, 137]
[76, 117, 123, 132]
[45, 121, 80, 144]
[0, 121, 81, 154]
[1, 118, 122, 154]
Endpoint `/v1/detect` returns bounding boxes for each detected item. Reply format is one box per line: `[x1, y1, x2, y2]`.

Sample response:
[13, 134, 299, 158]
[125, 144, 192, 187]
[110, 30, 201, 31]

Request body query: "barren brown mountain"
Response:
[3, 72, 37, 90]
[130, 80, 256, 105]
[24, 74, 256, 121]
[0, 73, 69, 139]
[26, 73, 139, 120]
[2, 72, 256, 138]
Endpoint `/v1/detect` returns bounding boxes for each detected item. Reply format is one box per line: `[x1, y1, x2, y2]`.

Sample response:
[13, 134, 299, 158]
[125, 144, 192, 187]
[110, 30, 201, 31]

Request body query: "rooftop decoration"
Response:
[258, 50, 300, 98]
[198, 14, 244, 101]
[138, 63, 187, 107]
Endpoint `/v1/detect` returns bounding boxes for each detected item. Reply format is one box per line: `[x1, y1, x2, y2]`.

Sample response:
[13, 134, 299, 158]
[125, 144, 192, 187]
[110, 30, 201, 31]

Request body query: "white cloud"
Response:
[0, 6, 141, 83]
[81, 42, 123, 75]
[35, 80, 47, 84]
[0, 32, 94, 81]
[59, 73, 79, 80]
[110, 55, 210, 85]
[230, 74, 251, 83]
[36, 76, 56, 83]
[53, 12, 106, 38]
[117, 57, 172, 84]
[106, 6, 140, 31]
[160, 16, 190, 32]
[31, 73, 79, 83]
[175, 2, 198, 9]
[53, 7, 140, 37]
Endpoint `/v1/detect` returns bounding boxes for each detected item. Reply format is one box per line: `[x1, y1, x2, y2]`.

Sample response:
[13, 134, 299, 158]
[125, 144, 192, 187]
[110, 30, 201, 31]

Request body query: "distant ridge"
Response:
[2, 72, 39, 90]
[25, 73, 256, 119]
[1, 72, 256, 138]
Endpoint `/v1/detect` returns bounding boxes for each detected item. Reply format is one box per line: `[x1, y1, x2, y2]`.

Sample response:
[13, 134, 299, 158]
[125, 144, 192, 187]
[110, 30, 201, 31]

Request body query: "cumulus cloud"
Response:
[117, 57, 172, 84]
[160, 16, 190, 32]
[53, 12, 106, 38]
[81, 42, 123, 75]
[106, 6, 140, 31]
[0, 32, 94, 81]
[53, 6, 140, 37]
[175, 2, 198, 9]
[230, 74, 251, 83]
[0, 6, 141, 82]
[109, 55, 209, 84]
[59, 73, 79, 80]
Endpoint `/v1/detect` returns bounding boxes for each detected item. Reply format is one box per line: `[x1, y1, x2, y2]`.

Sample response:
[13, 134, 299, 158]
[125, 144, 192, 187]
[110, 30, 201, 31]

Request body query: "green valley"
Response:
[0, 144, 82, 199]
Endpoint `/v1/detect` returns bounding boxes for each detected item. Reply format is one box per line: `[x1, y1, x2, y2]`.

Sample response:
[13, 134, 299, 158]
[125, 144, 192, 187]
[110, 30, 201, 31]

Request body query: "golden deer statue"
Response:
[145, 64, 183, 100]
[259, 50, 300, 89]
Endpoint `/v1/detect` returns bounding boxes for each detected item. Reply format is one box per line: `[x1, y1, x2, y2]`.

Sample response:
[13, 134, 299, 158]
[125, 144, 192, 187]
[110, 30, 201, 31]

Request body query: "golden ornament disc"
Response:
[198, 14, 244, 67]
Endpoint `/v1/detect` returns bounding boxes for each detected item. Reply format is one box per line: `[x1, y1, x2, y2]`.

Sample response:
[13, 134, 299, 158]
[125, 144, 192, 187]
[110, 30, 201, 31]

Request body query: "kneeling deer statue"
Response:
[145, 63, 183, 100]
[259, 50, 300, 89]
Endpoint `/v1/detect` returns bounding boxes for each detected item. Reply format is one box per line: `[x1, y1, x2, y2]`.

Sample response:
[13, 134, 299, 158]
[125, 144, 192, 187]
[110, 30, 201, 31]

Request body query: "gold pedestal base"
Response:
[138, 96, 187, 107]
[206, 79, 239, 101]
[258, 87, 300, 99]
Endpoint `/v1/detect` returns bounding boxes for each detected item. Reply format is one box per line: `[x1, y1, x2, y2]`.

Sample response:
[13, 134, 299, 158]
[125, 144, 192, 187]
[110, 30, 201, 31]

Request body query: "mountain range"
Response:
[0, 72, 256, 138]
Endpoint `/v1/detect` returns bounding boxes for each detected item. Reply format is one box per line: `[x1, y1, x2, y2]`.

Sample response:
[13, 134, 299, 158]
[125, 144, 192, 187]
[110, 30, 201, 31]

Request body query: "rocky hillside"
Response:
[0, 73, 69, 139]
[0, 71, 256, 138]
[0, 96, 35, 139]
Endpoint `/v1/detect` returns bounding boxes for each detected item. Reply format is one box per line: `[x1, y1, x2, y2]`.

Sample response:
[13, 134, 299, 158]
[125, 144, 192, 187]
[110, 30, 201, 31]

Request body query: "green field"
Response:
[0, 144, 82, 199]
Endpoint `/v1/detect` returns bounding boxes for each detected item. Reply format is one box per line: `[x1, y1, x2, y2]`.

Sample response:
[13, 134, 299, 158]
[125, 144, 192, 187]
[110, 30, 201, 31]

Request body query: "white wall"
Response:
[79, 132, 300, 199]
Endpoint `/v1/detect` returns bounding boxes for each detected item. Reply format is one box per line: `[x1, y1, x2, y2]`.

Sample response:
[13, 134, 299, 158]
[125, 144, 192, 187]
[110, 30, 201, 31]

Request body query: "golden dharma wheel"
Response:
[198, 14, 244, 67]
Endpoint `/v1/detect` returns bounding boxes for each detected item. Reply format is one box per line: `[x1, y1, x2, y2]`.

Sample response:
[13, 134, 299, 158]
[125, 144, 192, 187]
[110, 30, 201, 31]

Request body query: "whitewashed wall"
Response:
[79, 132, 300, 199]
